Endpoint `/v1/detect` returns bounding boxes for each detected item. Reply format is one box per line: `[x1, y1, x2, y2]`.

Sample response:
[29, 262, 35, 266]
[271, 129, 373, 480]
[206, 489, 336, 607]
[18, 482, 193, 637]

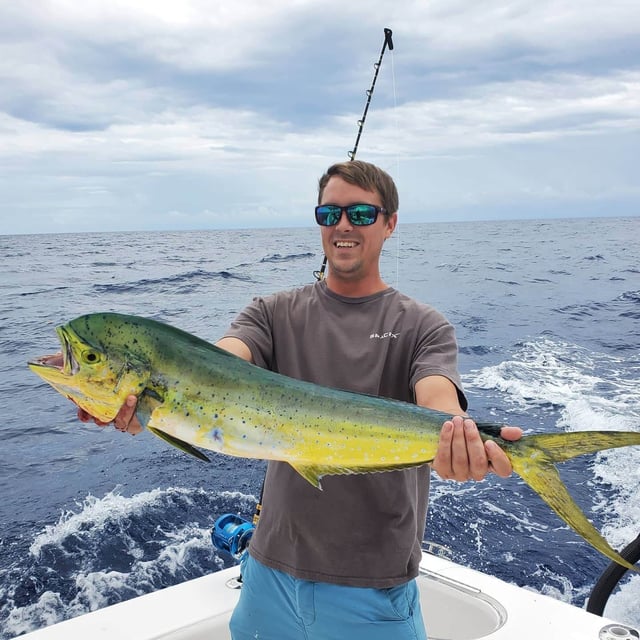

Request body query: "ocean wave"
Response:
[529, 565, 591, 606]
[553, 301, 608, 319]
[0, 488, 256, 639]
[620, 290, 640, 320]
[458, 315, 488, 334]
[18, 286, 70, 298]
[621, 290, 640, 303]
[92, 268, 252, 295]
[463, 335, 640, 627]
[435, 262, 468, 273]
[459, 344, 494, 356]
[463, 336, 639, 424]
[259, 252, 315, 263]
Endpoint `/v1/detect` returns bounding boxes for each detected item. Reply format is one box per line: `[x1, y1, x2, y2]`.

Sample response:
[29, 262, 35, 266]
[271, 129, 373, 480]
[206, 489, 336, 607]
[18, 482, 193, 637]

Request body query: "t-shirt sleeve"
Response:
[410, 310, 468, 411]
[223, 295, 275, 369]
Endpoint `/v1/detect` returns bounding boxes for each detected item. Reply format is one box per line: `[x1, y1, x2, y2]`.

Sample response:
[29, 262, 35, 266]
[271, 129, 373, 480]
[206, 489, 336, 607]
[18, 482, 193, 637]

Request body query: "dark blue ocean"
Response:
[1, 217, 639, 636]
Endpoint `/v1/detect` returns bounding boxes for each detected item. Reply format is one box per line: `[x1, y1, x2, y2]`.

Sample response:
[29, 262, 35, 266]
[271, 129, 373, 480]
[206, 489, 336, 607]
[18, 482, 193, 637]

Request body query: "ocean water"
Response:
[1, 217, 639, 636]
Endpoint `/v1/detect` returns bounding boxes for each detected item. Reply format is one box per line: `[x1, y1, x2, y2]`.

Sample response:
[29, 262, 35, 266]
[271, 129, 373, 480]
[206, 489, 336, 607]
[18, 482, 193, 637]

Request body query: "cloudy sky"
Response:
[1, 0, 639, 235]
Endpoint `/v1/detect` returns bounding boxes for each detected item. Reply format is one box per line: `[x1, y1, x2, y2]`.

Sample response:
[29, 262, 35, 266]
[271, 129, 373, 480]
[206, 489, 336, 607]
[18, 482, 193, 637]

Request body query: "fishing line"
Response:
[390, 44, 401, 290]
[314, 28, 395, 282]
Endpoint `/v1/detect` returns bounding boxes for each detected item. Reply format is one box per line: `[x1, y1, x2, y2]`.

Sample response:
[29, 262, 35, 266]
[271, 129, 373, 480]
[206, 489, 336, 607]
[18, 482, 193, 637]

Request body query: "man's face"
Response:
[319, 176, 397, 285]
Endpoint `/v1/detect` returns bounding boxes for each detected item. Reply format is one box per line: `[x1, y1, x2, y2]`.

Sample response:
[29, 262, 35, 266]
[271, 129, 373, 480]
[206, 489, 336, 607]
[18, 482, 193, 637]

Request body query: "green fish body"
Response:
[29, 312, 640, 571]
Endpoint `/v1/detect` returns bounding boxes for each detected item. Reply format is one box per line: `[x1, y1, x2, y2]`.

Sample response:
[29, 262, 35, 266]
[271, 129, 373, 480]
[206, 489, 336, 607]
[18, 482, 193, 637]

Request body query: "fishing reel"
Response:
[211, 514, 255, 560]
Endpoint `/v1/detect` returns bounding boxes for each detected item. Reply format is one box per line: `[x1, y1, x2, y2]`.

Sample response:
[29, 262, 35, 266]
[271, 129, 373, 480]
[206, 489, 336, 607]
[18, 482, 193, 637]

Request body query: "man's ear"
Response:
[385, 212, 398, 239]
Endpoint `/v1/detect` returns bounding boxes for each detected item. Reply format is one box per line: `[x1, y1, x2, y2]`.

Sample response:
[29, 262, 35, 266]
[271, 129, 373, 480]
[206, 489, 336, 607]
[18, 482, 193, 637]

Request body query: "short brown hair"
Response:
[318, 160, 399, 214]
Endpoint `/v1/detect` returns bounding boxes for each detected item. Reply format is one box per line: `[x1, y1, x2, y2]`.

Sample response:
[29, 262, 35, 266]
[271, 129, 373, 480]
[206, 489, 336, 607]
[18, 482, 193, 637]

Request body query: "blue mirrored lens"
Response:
[347, 204, 377, 225]
[315, 206, 342, 226]
[315, 205, 380, 226]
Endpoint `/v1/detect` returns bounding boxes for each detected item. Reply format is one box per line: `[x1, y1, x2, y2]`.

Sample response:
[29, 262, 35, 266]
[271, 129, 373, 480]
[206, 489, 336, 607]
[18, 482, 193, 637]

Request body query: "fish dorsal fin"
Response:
[147, 426, 211, 462]
[289, 461, 426, 490]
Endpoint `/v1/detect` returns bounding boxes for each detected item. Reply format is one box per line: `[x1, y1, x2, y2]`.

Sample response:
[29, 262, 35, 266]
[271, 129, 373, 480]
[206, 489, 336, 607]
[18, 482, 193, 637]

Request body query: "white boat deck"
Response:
[15, 553, 638, 640]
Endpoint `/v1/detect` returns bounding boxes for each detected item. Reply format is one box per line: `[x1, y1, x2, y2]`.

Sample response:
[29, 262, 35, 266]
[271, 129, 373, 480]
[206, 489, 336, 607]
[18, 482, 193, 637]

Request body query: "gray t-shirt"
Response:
[224, 281, 466, 588]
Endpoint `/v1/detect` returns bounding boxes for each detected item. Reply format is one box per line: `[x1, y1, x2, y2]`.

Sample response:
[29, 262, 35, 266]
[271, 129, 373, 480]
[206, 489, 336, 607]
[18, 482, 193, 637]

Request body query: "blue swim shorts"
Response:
[229, 554, 427, 640]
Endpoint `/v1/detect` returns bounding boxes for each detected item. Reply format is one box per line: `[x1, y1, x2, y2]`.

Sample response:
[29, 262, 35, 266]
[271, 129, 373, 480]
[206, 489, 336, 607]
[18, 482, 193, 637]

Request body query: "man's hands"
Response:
[432, 415, 522, 481]
[77, 394, 142, 434]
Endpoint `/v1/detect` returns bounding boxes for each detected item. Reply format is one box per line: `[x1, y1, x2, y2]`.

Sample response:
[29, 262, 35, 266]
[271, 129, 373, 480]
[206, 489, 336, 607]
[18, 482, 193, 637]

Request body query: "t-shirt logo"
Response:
[370, 331, 399, 340]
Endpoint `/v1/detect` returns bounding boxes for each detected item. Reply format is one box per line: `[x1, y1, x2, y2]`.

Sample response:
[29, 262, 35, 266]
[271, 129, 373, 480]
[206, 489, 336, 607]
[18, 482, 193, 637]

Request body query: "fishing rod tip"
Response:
[384, 28, 394, 50]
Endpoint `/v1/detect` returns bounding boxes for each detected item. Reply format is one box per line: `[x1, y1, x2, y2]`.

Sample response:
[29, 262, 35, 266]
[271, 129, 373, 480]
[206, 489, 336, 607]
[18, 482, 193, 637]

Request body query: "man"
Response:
[80, 160, 521, 639]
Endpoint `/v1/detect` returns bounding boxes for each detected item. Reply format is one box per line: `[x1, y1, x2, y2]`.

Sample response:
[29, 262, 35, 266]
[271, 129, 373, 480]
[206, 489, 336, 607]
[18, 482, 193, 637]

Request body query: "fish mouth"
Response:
[30, 352, 64, 369]
[28, 326, 78, 376]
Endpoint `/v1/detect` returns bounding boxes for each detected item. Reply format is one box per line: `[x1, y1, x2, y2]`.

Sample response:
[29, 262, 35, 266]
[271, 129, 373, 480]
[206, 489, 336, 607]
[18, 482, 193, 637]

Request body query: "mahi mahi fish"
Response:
[29, 312, 640, 571]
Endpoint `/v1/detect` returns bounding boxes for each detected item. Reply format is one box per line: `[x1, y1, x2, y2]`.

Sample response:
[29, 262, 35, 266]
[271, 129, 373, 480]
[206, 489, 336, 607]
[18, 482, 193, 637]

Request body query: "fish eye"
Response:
[81, 350, 102, 364]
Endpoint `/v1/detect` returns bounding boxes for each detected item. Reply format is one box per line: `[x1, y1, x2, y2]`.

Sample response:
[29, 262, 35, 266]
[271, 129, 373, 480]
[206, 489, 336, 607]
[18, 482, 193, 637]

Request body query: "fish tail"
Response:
[510, 431, 640, 572]
[522, 431, 640, 463]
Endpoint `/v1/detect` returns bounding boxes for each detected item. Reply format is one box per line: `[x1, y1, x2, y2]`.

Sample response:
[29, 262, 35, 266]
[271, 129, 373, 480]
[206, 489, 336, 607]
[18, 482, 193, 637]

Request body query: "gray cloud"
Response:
[0, 0, 638, 234]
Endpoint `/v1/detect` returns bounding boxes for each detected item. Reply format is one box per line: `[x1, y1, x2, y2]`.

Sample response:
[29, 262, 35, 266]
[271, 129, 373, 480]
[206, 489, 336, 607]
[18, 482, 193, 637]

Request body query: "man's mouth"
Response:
[334, 241, 358, 248]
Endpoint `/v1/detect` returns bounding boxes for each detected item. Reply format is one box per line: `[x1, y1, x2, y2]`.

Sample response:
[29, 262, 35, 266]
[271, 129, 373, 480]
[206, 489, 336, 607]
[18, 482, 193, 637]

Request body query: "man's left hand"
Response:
[432, 416, 522, 481]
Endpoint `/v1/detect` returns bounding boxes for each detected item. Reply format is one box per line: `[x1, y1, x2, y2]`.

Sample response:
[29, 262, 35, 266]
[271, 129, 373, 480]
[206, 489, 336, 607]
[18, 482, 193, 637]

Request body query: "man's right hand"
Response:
[77, 394, 143, 434]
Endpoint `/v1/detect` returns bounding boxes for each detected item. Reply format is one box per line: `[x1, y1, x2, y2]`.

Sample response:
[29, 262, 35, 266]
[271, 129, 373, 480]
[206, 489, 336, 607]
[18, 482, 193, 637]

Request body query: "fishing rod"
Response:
[349, 28, 394, 162]
[314, 27, 394, 281]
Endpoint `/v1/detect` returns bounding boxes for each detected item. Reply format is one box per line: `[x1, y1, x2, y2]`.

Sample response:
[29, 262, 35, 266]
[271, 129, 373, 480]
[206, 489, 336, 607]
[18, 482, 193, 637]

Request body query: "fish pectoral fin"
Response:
[136, 387, 164, 427]
[147, 426, 211, 463]
[512, 456, 638, 572]
[289, 461, 426, 491]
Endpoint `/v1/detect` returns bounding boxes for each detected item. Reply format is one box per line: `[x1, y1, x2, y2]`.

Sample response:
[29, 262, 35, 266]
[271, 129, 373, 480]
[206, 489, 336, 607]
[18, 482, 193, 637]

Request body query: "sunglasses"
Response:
[315, 204, 387, 227]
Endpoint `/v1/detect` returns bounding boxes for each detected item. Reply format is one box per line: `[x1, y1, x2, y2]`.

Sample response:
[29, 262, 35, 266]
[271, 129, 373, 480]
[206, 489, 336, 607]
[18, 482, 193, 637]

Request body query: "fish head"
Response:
[29, 313, 151, 422]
